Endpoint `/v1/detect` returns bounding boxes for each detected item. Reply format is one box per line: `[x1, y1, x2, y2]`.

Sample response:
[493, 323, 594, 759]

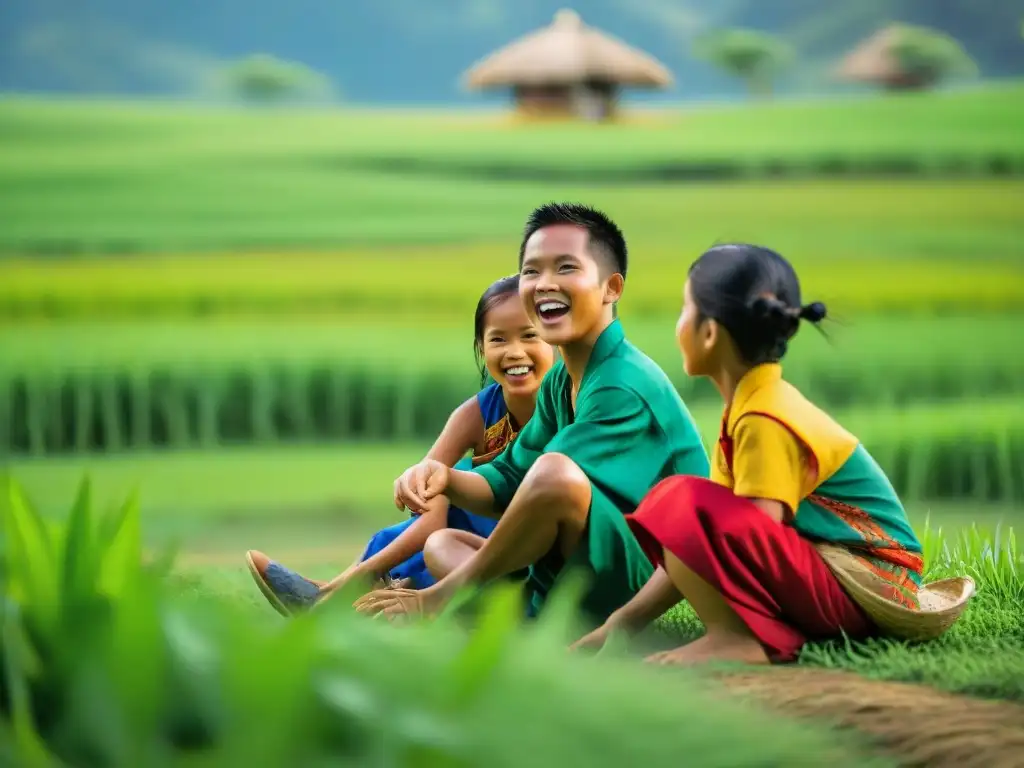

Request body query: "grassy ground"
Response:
[2, 480, 899, 768]
[3, 444, 1022, 765]
[4, 417, 1022, 761]
[53, 436, 1019, 708]
[5, 441, 1019, 574]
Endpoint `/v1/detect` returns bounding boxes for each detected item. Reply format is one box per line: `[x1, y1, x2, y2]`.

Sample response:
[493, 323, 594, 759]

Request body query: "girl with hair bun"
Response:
[572, 243, 972, 665]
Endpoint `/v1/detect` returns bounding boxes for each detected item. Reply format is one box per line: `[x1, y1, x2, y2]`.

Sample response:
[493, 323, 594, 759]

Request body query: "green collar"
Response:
[582, 318, 625, 381]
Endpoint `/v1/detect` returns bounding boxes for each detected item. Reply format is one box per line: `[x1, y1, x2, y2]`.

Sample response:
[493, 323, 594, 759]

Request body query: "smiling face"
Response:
[518, 224, 622, 347]
[480, 293, 554, 398]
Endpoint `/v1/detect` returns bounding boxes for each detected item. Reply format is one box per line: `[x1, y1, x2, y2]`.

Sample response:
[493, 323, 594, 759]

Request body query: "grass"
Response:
[5, 440, 1021, 556]
[170, 502, 1024, 712]
[170, 493, 1024, 708]
[3, 449, 1022, 765]
[1, 477, 895, 768]
[8, 439, 1018, 708]
[660, 522, 1024, 701]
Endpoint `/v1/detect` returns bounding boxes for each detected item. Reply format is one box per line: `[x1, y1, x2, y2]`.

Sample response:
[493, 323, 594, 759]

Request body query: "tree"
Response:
[220, 54, 334, 103]
[692, 28, 795, 97]
[888, 25, 977, 89]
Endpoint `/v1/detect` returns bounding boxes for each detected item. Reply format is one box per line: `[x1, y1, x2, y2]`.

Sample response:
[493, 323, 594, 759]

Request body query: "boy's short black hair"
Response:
[518, 203, 628, 279]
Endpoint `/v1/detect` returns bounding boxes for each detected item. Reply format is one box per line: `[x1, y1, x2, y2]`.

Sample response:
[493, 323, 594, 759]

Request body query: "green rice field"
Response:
[1, 178, 1021, 320]
[2, 86, 1024, 765]
[0, 85, 1023, 266]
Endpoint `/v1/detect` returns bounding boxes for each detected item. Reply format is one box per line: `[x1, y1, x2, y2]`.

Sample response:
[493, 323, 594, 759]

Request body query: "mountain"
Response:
[1, 0, 1021, 103]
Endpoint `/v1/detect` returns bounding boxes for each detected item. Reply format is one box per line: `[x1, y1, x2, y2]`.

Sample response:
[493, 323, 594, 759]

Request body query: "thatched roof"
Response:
[834, 25, 910, 81]
[462, 9, 673, 90]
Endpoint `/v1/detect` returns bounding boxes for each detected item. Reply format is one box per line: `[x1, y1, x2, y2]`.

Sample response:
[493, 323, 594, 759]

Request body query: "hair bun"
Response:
[750, 295, 792, 320]
[750, 295, 800, 348]
[799, 301, 827, 323]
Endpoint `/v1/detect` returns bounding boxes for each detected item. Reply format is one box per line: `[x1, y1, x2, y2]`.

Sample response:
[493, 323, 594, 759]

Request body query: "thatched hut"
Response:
[834, 25, 928, 90]
[461, 9, 673, 120]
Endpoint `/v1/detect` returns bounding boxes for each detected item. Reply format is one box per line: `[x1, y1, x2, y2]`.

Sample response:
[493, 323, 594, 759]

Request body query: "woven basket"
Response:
[814, 543, 976, 642]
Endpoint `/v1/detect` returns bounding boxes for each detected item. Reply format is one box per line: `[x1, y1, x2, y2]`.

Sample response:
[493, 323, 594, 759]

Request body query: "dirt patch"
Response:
[714, 668, 1024, 768]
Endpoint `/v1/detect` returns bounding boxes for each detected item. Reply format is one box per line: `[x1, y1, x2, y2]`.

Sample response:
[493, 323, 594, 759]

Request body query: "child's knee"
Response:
[520, 453, 591, 510]
[423, 529, 459, 573]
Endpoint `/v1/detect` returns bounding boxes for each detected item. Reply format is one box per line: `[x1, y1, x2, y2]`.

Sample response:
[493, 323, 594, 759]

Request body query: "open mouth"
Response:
[536, 299, 570, 323]
[503, 365, 534, 380]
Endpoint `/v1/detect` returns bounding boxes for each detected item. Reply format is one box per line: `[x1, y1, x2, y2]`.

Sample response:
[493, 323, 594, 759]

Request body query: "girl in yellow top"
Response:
[580, 243, 934, 665]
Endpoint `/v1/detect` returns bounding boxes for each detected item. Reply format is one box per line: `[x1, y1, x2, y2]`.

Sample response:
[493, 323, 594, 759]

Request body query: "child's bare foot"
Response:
[645, 633, 770, 667]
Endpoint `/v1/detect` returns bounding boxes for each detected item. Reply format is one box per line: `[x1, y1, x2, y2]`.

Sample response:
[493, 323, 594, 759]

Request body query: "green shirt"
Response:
[473, 319, 710, 514]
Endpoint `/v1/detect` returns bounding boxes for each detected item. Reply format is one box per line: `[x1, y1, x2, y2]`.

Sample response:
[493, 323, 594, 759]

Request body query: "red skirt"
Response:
[626, 475, 873, 663]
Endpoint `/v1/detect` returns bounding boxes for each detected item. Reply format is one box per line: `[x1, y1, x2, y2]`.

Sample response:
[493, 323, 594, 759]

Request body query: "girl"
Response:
[572, 244, 973, 665]
[246, 274, 555, 617]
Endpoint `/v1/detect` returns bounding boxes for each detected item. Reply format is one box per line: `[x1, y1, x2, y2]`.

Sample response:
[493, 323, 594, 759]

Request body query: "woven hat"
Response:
[814, 543, 975, 642]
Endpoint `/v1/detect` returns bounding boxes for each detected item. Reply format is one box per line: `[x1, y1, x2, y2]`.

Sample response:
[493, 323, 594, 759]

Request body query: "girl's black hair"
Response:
[473, 274, 521, 387]
[688, 244, 827, 366]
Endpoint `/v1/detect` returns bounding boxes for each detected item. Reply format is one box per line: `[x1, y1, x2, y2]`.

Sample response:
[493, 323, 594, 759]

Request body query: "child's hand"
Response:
[569, 622, 611, 653]
[393, 459, 450, 514]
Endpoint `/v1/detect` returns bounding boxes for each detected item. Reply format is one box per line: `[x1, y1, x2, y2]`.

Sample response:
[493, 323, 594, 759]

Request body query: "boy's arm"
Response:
[541, 385, 655, 487]
[453, 376, 559, 517]
[463, 385, 656, 517]
[424, 395, 485, 467]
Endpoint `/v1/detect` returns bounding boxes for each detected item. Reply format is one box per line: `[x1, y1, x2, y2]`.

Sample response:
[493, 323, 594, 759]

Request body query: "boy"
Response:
[356, 203, 710, 625]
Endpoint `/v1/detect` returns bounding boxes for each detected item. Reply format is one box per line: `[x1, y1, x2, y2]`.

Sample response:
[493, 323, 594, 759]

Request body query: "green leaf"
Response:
[2, 478, 59, 632]
[61, 477, 99, 601]
[445, 583, 521, 708]
[98, 490, 142, 599]
[528, 569, 591, 648]
[1, 600, 54, 768]
[217, 615, 322, 765]
[105, 577, 167, 765]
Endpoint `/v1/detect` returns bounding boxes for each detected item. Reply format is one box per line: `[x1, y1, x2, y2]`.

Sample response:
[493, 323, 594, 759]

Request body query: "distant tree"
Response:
[693, 28, 795, 97]
[888, 25, 977, 89]
[220, 54, 333, 103]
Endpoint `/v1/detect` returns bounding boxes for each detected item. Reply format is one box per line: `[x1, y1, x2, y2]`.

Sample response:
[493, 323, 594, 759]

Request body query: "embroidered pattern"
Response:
[807, 493, 922, 608]
[471, 414, 518, 466]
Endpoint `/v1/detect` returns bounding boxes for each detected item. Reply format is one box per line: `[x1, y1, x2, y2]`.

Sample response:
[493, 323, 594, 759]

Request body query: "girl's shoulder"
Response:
[731, 376, 832, 432]
[476, 381, 508, 428]
[733, 376, 858, 481]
